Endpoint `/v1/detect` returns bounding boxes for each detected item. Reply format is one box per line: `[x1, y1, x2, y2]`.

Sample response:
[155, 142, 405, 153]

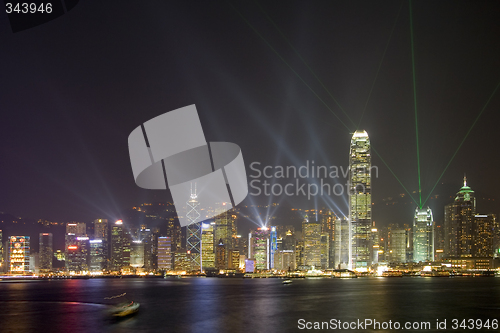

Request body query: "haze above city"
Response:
[0, 1, 499, 231]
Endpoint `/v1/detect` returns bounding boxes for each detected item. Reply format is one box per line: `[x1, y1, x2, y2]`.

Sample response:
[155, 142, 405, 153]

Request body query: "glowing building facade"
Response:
[445, 178, 497, 258]
[334, 217, 350, 269]
[9, 236, 30, 274]
[39, 233, 53, 273]
[251, 227, 270, 270]
[130, 240, 145, 268]
[67, 237, 89, 272]
[444, 178, 476, 257]
[270, 226, 277, 269]
[157, 237, 172, 271]
[302, 216, 321, 268]
[389, 229, 406, 263]
[93, 219, 109, 269]
[214, 207, 237, 269]
[89, 239, 105, 272]
[201, 222, 215, 270]
[413, 207, 434, 262]
[186, 186, 202, 272]
[348, 130, 372, 270]
[110, 220, 126, 271]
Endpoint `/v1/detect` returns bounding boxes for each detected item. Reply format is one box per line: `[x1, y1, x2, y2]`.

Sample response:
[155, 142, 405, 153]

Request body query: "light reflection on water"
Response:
[0, 277, 499, 332]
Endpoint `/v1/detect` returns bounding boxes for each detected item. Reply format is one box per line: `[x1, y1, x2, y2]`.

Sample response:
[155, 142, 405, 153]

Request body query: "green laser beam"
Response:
[421, 80, 500, 207]
[409, 0, 422, 208]
[372, 147, 419, 206]
[357, 0, 404, 130]
[253, 0, 358, 130]
[226, 0, 354, 132]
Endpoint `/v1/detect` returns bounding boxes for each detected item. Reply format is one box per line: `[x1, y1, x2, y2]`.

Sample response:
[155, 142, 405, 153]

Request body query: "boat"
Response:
[282, 279, 293, 284]
[331, 269, 357, 278]
[420, 270, 450, 277]
[382, 271, 403, 277]
[105, 293, 140, 317]
[110, 301, 140, 317]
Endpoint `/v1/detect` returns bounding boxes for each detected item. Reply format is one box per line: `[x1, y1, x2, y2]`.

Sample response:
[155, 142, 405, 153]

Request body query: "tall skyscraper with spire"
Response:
[445, 176, 477, 257]
[348, 130, 372, 271]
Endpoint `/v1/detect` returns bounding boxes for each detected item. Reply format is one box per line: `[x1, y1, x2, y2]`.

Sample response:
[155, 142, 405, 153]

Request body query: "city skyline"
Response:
[0, 1, 499, 229]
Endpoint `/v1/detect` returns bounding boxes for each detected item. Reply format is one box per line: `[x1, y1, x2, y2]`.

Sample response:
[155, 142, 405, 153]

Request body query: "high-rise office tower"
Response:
[89, 239, 105, 272]
[474, 214, 496, 257]
[186, 186, 202, 272]
[130, 240, 144, 268]
[93, 219, 108, 268]
[318, 210, 335, 268]
[413, 207, 434, 262]
[65, 222, 86, 270]
[302, 216, 322, 268]
[269, 226, 277, 269]
[157, 237, 172, 271]
[251, 227, 270, 270]
[334, 217, 350, 269]
[201, 222, 215, 270]
[39, 233, 53, 273]
[215, 239, 226, 270]
[110, 220, 124, 271]
[389, 229, 406, 263]
[348, 130, 372, 271]
[174, 249, 192, 271]
[370, 225, 379, 264]
[214, 207, 237, 269]
[320, 234, 329, 269]
[66, 237, 89, 272]
[444, 177, 476, 257]
[9, 236, 30, 274]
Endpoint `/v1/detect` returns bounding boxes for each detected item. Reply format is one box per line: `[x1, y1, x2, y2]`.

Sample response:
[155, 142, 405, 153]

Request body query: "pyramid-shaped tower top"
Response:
[456, 174, 474, 201]
[352, 130, 369, 138]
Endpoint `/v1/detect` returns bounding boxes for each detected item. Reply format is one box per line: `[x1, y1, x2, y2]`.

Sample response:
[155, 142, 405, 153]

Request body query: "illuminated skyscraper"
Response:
[215, 238, 226, 270]
[39, 233, 53, 273]
[66, 237, 89, 272]
[9, 236, 30, 274]
[389, 229, 406, 263]
[334, 217, 350, 269]
[214, 207, 237, 269]
[444, 177, 476, 257]
[157, 237, 172, 271]
[186, 185, 202, 272]
[89, 239, 105, 272]
[251, 227, 270, 270]
[413, 207, 434, 262]
[93, 219, 109, 268]
[110, 220, 125, 271]
[319, 210, 335, 268]
[201, 222, 215, 270]
[302, 216, 321, 268]
[348, 130, 372, 271]
[270, 226, 277, 269]
[474, 214, 496, 257]
[130, 240, 145, 268]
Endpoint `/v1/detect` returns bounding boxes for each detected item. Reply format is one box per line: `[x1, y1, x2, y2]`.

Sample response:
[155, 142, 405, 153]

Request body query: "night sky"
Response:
[0, 1, 499, 230]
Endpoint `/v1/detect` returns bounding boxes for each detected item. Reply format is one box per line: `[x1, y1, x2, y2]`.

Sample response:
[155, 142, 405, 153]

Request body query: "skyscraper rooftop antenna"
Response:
[190, 182, 197, 200]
